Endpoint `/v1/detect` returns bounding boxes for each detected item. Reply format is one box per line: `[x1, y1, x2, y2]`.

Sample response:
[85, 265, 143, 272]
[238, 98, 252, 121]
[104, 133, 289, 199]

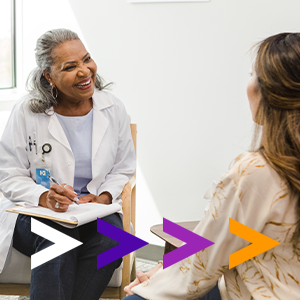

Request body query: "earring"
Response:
[51, 85, 58, 99]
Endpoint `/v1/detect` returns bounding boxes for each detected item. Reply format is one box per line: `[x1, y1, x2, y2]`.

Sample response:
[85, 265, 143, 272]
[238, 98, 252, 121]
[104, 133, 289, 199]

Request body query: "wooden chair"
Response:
[0, 124, 137, 300]
[101, 123, 137, 299]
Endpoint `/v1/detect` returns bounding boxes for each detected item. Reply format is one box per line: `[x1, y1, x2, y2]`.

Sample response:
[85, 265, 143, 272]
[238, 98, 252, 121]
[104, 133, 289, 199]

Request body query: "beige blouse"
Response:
[132, 152, 300, 299]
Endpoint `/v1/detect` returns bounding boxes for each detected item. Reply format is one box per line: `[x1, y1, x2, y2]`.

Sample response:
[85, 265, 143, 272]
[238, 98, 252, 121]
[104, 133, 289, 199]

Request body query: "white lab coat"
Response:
[0, 89, 136, 273]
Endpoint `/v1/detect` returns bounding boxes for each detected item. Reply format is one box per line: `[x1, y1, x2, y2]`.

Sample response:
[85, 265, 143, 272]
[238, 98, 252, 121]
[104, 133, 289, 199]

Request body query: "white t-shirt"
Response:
[56, 109, 93, 198]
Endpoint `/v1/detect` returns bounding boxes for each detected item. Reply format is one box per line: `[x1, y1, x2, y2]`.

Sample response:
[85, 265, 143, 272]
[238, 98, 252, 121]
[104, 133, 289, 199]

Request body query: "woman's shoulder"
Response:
[232, 151, 266, 168]
[10, 93, 34, 116]
[92, 89, 126, 111]
[228, 151, 283, 189]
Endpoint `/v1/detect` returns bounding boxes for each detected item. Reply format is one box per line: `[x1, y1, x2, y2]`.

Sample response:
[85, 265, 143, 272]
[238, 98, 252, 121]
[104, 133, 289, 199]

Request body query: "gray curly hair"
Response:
[26, 28, 108, 113]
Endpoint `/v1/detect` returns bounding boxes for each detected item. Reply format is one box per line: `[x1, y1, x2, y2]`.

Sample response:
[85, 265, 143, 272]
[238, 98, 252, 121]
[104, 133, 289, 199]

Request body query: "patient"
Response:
[123, 32, 300, 299]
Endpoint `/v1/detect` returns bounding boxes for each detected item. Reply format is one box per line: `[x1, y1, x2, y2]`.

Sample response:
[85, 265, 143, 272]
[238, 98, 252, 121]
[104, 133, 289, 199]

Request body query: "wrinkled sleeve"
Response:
[132, 153, 272, 299]
[0, 102, 48, 206]
[97, 101, 136, 203]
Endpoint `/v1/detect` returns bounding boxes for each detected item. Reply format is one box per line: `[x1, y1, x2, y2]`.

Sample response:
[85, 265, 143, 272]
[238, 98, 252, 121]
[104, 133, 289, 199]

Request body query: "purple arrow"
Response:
[97, 218, 148, 269]
[163, 218, 214, 269]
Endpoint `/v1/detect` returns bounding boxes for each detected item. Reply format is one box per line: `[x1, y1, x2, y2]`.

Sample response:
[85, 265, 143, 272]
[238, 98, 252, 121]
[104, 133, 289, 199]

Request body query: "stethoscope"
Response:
[41, 143, 52, 162]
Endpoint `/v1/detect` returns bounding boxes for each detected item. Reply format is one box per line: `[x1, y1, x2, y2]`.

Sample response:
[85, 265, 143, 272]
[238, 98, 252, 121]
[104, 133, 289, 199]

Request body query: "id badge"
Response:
[36, 162, 51, 189]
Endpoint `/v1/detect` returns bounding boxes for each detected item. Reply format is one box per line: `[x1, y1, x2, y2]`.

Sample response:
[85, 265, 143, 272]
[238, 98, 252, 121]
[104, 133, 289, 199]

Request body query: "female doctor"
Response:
[0, 28, 136, 300]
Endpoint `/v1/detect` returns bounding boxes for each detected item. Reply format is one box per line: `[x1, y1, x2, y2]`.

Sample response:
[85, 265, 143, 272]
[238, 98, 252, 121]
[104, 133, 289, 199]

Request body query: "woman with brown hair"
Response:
[123, 32, 300, 299]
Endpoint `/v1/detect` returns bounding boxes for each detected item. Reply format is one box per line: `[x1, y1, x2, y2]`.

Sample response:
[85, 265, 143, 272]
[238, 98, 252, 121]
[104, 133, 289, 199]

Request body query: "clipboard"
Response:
[6, 202, 121, 228]
[6, 206, 78, 225]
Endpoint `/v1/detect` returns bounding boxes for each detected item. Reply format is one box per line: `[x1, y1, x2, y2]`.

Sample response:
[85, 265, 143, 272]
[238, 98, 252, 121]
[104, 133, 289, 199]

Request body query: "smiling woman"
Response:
[0, 28, 136, 300]
[43, 39, 97, 116]
[26, 29, 110, 114]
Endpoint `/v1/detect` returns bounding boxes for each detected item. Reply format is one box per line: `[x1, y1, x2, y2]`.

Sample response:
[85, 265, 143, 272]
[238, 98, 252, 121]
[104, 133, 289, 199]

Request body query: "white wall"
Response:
[5, 0, 300, 245]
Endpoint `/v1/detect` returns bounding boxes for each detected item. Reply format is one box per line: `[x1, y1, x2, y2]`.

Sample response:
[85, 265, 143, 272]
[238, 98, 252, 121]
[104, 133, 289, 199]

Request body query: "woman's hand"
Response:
[78, 192, 112, 205]
[124, 263, 163, 296]
[39, 184, 77, 212]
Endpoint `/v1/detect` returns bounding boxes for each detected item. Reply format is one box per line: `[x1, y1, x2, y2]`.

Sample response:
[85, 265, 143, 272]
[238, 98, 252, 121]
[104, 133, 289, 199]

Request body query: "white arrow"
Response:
[31, 218, 83, 269]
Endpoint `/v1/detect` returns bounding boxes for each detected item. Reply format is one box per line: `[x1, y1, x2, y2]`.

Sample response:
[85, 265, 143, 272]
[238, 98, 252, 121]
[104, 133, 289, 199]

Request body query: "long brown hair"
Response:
[253, 33, 300, 252]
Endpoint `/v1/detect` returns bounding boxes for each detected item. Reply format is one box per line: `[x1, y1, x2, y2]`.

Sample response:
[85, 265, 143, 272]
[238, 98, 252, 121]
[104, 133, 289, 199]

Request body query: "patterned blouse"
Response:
[132, 152, 300, 299]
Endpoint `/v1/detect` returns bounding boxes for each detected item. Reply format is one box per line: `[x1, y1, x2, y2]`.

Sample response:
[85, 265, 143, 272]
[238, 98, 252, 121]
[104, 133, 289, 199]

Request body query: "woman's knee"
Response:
[13, 214, 80, 257]
[97, 213, 123, 251]
[97, 230, 122, 253]
[102, 213, 123, 229]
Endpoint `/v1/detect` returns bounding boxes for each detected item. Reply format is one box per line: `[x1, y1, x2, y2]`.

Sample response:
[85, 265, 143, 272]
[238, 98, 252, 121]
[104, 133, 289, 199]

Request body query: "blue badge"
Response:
[36, 168, 50, 189]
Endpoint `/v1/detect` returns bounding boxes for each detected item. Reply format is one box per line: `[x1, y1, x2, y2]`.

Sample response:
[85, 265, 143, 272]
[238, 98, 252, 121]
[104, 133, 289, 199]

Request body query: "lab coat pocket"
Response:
[27, 150, 37, 180]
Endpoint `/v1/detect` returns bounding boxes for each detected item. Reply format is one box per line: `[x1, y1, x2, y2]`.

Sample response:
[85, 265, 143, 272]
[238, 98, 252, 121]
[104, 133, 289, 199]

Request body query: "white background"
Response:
[128, 1, 209, 3]
[1, 0, 300, 245]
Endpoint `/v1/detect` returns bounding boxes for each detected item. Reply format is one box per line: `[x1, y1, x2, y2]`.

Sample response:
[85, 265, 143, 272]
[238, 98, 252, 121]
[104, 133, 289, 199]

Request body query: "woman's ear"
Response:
[43, 70, 54, 86]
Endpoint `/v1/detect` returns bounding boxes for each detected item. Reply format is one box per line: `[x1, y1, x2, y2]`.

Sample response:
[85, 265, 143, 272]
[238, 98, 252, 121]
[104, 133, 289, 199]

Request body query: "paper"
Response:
[11, 203, 122, 228]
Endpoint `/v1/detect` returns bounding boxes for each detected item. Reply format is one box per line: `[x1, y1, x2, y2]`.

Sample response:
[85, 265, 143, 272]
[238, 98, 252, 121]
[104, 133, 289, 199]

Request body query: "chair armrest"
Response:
[121, 176, 136, 234]
[128, 177, 136, 190]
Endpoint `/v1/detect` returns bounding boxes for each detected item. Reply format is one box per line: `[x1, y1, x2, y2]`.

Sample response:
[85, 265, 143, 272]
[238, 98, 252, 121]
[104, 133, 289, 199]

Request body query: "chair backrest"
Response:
[130, 124, 137, 155]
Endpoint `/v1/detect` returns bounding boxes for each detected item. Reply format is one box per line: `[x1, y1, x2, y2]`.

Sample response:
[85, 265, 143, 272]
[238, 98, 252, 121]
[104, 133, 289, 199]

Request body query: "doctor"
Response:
[0, 28, 136, 300]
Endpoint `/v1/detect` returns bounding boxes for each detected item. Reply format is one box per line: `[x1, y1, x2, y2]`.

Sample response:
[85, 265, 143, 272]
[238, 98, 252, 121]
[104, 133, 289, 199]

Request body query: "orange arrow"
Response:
[229, 218, 280, 269]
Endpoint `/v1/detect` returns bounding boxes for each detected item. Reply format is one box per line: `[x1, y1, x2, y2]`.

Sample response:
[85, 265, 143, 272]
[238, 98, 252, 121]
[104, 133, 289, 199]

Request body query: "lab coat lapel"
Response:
[92, 108, 108, 161]
[48, 114, 72, 153]
[91, 90, 115, 161]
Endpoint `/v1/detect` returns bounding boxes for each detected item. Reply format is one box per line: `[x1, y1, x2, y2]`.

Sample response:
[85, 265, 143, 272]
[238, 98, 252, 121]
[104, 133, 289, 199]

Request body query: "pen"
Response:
[48, 175, 79, 205]
[29, 136, 32, 151]
[33, 140, 37, 155]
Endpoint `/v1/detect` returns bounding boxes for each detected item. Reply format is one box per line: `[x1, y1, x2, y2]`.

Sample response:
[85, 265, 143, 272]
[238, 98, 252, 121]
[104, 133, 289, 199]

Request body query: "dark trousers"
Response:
[123, 282, 221, 300]
[13, 213, 123, 300]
